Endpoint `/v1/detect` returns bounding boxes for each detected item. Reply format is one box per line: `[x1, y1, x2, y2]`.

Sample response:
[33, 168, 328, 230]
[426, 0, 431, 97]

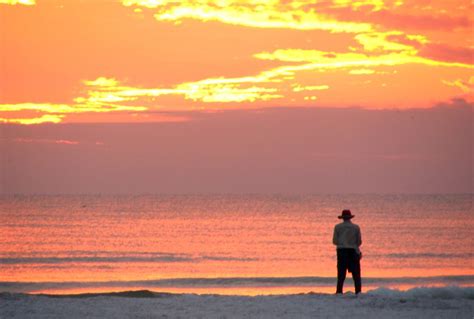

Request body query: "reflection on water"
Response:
[0, 194, 472, 294]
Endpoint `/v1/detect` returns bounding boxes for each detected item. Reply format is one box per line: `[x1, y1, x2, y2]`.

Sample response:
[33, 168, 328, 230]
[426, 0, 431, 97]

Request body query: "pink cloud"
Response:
[11, 138, 105, 146]
[320, 7, 471, 32]
[3, 102, 471, 194]
[419, 43, 474, 64]
[54, 139, 80, 145]
[385, 34, 424, 48]
[13, 138, 80, 145]
[364, 10, 470, 31]
[384, 34, 473, 64]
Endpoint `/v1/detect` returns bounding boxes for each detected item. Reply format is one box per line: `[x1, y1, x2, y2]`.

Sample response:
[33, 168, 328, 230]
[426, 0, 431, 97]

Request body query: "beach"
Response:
[1, 194, 473, 317]
[2, 287, 473, 319]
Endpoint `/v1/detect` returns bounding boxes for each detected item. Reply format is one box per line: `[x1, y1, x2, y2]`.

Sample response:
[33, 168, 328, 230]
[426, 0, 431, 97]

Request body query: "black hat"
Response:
[338, 209, 354, 219]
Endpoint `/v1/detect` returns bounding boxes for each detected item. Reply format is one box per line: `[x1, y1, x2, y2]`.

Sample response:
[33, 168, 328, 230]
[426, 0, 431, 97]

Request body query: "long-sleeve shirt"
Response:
[333, 220, 362, 252]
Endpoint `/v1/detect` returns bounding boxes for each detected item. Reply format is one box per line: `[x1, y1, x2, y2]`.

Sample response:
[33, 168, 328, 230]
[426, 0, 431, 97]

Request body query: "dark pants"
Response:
[336, 248, 361, 294]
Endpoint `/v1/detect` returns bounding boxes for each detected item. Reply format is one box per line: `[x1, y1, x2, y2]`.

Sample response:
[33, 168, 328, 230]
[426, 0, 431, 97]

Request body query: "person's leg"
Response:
[336, 267, 346, 293]
[336, 249, 347, 294]
[350, 251, 362, 294]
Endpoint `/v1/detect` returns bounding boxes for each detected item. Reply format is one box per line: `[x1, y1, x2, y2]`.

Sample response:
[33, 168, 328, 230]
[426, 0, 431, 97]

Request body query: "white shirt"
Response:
[333, 220, 362, 252]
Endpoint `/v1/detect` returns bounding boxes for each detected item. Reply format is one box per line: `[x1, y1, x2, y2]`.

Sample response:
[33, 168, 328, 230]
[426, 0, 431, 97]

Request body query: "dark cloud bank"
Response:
[1, 100, 472, 194]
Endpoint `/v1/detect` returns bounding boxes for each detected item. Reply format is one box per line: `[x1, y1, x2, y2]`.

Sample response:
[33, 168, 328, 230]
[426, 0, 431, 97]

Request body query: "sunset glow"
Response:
[1, 0, 472, 124]
[1, 2, 473, 311]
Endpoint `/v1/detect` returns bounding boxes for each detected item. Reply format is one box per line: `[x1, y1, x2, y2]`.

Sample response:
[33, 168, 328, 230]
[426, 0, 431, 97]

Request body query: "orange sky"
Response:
[0, 0, 473, 124]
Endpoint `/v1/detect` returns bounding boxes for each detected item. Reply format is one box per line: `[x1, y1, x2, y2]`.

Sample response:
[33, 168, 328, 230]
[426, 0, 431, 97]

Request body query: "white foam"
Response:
[367, 286, 474, 300]
[2, 275, 473, 293]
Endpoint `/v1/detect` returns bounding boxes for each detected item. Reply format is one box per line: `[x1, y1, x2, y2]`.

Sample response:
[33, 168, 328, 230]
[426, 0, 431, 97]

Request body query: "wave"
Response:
[381, 253, 474, 259]
[1, 286, 473, 300]
[0, 256, 192, 264]
[367, 286, 474, 300]
[1, 275, 473, 293]
[0, 255, 257, 264]
[1, 250, 470, 266]
[0, 290, 171, 299]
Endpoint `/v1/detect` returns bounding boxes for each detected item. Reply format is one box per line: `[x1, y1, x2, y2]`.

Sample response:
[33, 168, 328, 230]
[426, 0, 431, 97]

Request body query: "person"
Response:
[333, 209, 362, 294]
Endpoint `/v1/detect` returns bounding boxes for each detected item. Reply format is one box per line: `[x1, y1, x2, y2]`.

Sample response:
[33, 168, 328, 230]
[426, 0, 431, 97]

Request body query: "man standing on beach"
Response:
[333, 209, 362, 294]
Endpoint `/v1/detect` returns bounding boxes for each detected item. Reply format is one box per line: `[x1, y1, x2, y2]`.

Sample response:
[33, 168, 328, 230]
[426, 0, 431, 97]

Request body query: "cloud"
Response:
[349, 69, 376, 75]
[177, 82, 281, 103]
[0, 73, 282, 124]
[0, 102, 140, 114]
[309, 151, 424, 161]
[253, 48, 473, 70]
[292, 85, 330, 92]
[12, 138, 80, 145]
[329, 0, 393, 12]
[128, 1, 470, 37]
[0, 73, 284, 124]
[3, 102, 472, 194]
[354, 31, 420, 53]
[0, 0, 35, 5]
[419, 44, 474, 65]
[2, 37, 472, 124]
[442, 78, 474, 93]
[327, 7, 471, 32]
[122, 0, 373, 33]
[120, 1, 473, 75]
[82, 75, 284, 104]
[0, 99, 147, 125]
[0, 114, 64, 125]
[1, 0, 472, 124]
[121, 1, 472, 68]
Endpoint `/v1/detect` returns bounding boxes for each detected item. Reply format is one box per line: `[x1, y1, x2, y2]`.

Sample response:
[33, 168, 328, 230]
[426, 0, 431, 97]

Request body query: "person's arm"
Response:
[333, 226, 338, 246]
[357, 226, 362, 247]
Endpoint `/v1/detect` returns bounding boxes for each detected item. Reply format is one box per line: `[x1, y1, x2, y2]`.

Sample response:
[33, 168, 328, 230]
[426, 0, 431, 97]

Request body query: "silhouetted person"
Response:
[333, 209, 362, 294]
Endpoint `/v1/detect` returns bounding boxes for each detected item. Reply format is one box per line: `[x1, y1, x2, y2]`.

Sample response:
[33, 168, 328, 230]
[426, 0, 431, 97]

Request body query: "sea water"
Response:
[0, 194, 472, 295]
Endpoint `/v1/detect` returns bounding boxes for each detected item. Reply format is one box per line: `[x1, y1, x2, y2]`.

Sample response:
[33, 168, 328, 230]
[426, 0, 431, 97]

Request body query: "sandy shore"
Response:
[1, 287, 473, 319]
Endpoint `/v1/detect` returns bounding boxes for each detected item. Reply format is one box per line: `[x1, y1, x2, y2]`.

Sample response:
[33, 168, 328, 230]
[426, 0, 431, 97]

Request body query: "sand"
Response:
[1, 287, 473, 319]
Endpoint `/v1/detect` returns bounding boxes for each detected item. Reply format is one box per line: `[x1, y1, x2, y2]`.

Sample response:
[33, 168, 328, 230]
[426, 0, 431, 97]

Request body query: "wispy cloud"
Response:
[12, 138, 80, 145]
[349, 69, 376, 75]
[253, 48, 474, 69]
[81, 76, 283, 105]
[0, 114, 64, 125]
[0, 0, 35, 5]
[122, 0, 373, 33]
[0, 99, 147, 125]
[5, 137, 110, 146]
[442, 77, 474, 93]
[1, 0, 473, 124]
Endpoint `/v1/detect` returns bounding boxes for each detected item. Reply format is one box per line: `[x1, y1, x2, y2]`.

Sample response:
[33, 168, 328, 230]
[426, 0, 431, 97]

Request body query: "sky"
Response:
[0, 0, 473, 193]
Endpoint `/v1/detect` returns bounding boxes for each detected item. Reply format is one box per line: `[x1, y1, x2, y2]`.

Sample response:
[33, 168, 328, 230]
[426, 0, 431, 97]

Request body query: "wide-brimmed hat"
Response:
[338, 209, 354, 219]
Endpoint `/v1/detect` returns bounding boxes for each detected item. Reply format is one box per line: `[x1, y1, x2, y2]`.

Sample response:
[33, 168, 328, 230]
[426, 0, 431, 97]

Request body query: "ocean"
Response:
[1, 194, 472, 295]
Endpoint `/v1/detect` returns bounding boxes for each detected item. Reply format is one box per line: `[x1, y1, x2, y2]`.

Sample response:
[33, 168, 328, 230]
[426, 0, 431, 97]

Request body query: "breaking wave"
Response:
[368, 286, 474, 299]
[1, 286, 473, 300]
[1, 275, 473, 294]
